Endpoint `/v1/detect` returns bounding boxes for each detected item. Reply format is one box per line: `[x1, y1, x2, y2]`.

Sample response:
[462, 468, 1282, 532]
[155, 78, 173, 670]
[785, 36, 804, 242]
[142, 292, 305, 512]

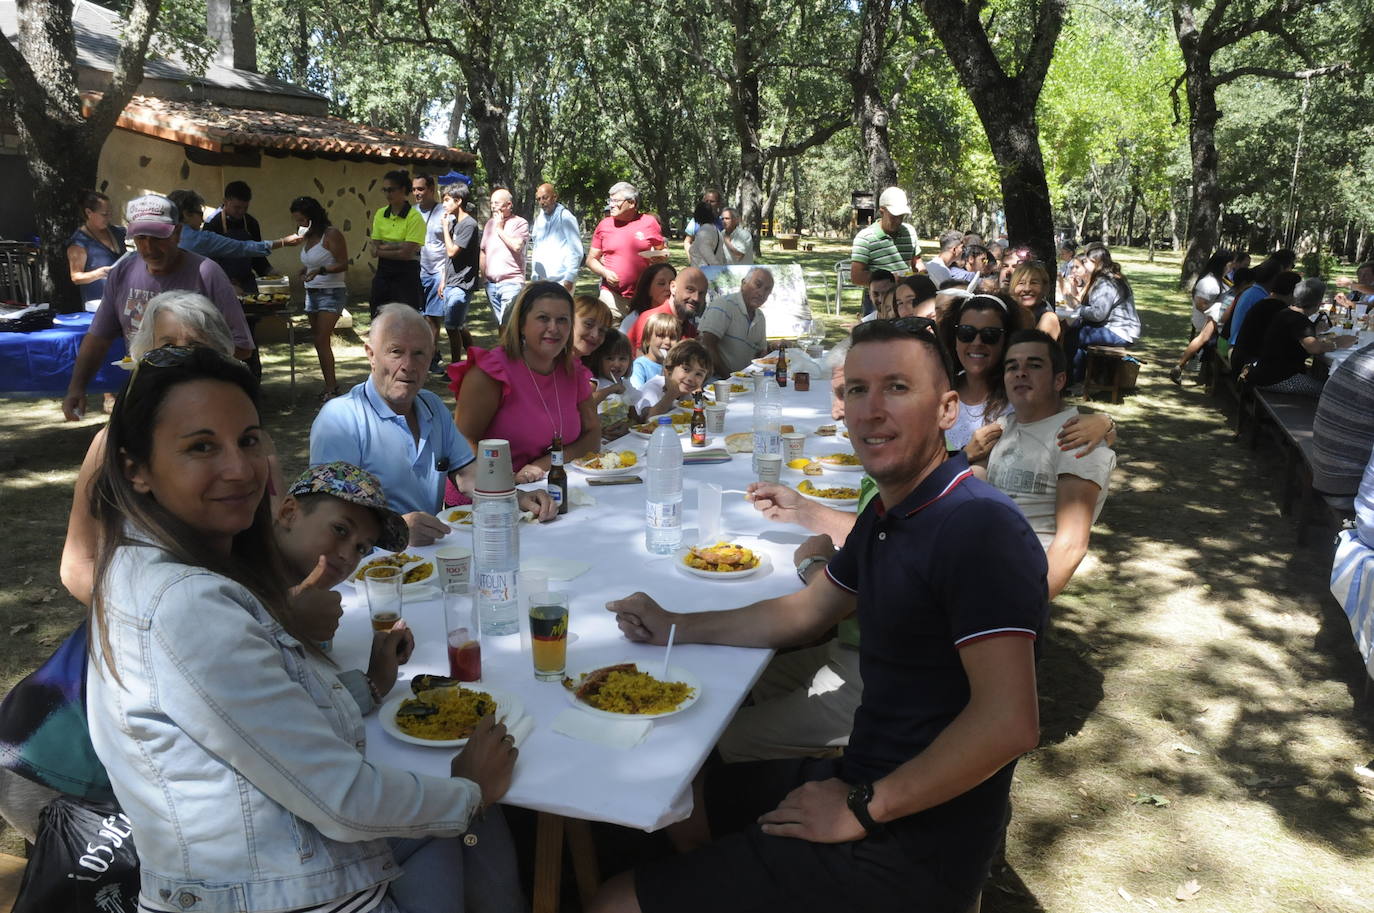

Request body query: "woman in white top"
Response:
[291, 195, 350, 400]
[1169, 249, 1236, 384]
[687, 201, 726, 267]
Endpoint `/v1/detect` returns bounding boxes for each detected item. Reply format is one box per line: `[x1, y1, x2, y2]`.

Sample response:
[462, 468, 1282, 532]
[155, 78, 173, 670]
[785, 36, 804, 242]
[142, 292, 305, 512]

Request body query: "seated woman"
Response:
[617, 262, 676, 335]
[59, 290, 285, 608]
[85, 345, 522, 913]
[448, 281, 601, 499]
[1246, 278, 1357, 396]
[1169, 249, 1235, 384]
[1064, 246, 1141, 381]
[1009, 260, 1061, 340]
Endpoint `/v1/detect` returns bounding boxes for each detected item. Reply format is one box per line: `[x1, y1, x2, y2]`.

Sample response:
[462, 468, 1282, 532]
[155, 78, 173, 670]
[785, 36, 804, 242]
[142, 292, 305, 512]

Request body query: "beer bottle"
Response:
[775, 343, 789, 388]
[547, 435, 569, 515]
[690, 393, 707, 448]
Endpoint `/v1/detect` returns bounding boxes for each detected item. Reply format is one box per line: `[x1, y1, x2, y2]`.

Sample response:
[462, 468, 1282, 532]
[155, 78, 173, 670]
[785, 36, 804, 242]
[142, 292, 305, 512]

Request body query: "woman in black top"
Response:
[1249, 278, 1357, 396]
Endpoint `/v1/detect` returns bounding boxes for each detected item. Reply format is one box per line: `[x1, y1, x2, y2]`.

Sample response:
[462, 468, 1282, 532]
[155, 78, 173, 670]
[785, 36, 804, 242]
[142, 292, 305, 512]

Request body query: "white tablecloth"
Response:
[1323, 331, 1374, 370]
[337, 372, 843, 831]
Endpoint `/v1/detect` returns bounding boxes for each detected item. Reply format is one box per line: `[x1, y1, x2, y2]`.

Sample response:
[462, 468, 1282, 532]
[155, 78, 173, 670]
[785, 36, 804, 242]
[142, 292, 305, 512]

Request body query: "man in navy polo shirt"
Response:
[596, 318, 1049, 913]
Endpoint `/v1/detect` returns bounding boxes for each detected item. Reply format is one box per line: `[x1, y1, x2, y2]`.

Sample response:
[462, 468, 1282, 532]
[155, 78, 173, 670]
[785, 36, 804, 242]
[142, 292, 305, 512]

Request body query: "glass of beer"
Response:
[364, 566, 403, 632]
[529, 592, 569, 681]
[444, 584, 482, 682]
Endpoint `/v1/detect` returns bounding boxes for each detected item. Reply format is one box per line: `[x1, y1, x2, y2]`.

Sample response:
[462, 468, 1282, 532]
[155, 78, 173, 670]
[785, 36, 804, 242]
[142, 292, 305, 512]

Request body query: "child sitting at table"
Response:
[589, 329, 636, 437]
[631, 311, 681, 388]
[634, 339, 711, 421]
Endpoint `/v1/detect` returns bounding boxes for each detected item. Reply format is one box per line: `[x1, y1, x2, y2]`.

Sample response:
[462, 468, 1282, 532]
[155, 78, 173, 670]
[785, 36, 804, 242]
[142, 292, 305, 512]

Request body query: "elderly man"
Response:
[531, 183, 583, 291]
[978, 329, 1115, 599]
[62, 194, 254, 420]
[587, 181, 665, 315]
[592, 318, 1047, 913]
[479, 187, 529, 324]
[627, 266, 707, 352]
[310, 304, 555, 544]
[849, 186, 921, 316]
[682, 187, 724, 255]
[720, 207, 753, 265]
[699, 267, 773, 375]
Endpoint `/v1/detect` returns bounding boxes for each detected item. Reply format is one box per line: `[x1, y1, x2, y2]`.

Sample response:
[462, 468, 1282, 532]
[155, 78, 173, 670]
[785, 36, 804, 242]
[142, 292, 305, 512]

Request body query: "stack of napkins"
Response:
[552, 708, 652, 749]
[683, 447, 731, 465]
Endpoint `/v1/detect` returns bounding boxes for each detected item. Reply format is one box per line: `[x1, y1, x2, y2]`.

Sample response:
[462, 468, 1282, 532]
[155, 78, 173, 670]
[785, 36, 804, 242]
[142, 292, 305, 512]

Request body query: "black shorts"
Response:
[634, 758, 1002, 913]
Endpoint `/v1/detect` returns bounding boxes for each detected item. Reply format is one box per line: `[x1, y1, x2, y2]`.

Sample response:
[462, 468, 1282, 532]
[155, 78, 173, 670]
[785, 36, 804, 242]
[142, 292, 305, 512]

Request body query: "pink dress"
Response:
[445, 346, 592, 505]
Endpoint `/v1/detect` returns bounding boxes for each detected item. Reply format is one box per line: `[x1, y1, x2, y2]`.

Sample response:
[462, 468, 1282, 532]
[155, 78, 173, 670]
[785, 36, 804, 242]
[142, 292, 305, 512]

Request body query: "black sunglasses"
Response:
[954, 324, 1006, 345]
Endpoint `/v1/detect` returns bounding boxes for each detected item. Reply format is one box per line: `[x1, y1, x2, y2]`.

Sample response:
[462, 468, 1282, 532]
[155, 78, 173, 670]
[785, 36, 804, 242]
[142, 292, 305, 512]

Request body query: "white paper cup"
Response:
[781, 432, 806, 462]
[757, 453, 783, 483]
[705, 405, 727, 433]
[435, 546, 472, 589]
[475, 439, 515, 493]
[712, 380, 731, 404]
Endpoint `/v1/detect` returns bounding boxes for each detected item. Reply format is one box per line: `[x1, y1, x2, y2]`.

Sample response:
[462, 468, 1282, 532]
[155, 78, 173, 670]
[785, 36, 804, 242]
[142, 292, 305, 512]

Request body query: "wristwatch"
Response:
[795, 555, 829, 584]
[846, 782, 884, 836]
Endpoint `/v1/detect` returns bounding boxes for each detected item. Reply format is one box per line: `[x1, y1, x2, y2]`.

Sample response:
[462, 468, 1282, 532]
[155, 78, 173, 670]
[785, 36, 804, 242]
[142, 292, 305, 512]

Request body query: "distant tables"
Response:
[0, 312, 128, 396]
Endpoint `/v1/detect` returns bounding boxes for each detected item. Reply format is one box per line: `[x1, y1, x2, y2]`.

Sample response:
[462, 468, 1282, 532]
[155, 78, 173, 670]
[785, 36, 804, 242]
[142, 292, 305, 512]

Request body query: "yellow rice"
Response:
[394, 687, 495, 740]
[583, 670, 693, 714]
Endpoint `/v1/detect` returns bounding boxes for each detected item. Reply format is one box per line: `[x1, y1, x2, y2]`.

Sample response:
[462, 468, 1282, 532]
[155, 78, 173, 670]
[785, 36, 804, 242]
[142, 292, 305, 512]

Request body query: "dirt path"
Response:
[1, 246, 1371, 910]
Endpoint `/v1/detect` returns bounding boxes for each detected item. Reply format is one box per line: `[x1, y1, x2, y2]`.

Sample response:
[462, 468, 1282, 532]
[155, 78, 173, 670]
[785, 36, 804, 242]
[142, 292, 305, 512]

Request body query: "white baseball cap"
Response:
[878, 187, 910, 217]
[125, 194, 180, 239]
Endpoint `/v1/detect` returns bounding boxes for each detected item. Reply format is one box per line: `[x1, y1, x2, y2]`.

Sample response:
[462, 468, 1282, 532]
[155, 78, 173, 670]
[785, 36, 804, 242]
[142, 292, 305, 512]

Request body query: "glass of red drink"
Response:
[444, 584, 482, 682]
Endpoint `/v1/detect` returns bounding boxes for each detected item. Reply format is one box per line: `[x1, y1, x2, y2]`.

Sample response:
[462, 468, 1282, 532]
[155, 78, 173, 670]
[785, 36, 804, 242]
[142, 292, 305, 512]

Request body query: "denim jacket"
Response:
[87, 541, 481, 913]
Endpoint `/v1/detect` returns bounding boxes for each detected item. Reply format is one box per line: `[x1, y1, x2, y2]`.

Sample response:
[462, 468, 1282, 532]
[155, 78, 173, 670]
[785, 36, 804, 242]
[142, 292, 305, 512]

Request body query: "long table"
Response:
[0, 312, 128, 396]
[334, 371, 844, 835]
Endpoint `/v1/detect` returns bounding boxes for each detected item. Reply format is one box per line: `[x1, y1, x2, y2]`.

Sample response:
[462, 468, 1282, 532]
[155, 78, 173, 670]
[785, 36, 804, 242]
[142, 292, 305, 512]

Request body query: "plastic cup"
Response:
[757, 453, 783, 483]
[435, 546, 472, 590]
[364, 566, 402, 632]
[705, 404, 727, 433]
[475, 438, 515, 494]
[781, 432, 806, 462]
[444, 584, 482, 682]
[698, 482, 722, 544]
[712, 380, 731, 404]
[529, 592, 569, 681]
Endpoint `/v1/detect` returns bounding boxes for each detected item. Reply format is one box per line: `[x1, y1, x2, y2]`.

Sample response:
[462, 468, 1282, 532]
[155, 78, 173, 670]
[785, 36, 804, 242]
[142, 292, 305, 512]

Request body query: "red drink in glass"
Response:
[447, 631, 482, 682]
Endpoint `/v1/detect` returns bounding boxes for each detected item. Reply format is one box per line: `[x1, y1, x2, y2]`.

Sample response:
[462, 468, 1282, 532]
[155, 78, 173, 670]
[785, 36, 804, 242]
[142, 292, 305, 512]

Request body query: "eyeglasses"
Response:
[954, 324, 1005, 345]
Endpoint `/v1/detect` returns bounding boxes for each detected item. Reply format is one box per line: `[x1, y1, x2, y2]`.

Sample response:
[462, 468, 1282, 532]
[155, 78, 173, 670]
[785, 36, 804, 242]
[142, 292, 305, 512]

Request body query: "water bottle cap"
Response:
[657, 415, 671, 424]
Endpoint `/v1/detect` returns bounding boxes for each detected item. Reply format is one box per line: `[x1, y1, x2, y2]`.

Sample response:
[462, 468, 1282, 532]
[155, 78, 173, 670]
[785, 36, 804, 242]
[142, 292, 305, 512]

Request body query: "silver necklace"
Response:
[524, 356, 563, 442]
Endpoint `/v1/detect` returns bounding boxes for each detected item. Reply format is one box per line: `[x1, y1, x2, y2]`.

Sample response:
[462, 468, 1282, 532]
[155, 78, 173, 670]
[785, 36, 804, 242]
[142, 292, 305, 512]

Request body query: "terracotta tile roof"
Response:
[111, 94, 475, 166]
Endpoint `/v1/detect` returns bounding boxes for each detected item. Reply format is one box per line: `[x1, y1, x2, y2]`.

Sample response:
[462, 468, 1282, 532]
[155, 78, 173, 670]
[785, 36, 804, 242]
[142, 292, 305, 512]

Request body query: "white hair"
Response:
[129, 291, 235, 360]
[608, 181, 639, 204]
[371, 303, 434, 344]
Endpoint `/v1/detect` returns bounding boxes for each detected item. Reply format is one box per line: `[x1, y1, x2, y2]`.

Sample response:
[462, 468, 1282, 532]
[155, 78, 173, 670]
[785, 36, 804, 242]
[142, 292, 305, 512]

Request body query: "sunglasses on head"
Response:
[954, 324, 1005, 345]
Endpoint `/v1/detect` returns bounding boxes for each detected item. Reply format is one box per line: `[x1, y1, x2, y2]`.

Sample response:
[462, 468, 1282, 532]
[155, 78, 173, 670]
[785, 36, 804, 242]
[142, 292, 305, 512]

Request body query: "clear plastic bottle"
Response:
[752, 374, 782, 473]
[645, 415, 684, 554]
[472, 488, 521, 635]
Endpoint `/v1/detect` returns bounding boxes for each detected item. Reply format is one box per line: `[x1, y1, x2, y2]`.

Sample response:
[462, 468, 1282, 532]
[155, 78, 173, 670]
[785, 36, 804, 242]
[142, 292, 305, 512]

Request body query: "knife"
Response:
[587, 476, 643, 486]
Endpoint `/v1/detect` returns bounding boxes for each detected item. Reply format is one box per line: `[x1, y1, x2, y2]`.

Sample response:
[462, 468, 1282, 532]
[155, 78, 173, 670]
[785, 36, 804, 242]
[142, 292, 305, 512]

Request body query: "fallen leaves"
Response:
[1175, 879, 1202, 901]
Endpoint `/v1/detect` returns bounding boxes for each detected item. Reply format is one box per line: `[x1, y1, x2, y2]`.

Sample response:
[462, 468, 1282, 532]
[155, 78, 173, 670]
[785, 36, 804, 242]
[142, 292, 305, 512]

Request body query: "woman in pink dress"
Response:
[446, 281, 601, 505]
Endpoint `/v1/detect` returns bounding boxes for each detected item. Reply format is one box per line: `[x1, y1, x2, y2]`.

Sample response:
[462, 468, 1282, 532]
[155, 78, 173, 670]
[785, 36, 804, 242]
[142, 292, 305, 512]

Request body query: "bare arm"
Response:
[699, 331, 727, 378]
[67, 244, 109, 285]
[1035, 309, 1062, 341]
[492, 220, 526, 255]
[1301, 332, 1356, 355]
[60, 428, 106, 606]
[454, 365, 503, 456]
[850, 261, 872, 287]
[374, 241, 420, 261]
[62, 332, 115, 421]
[586, 245, 618, 286]
[745, 481, 858, 543]
[1045, 475, 1099, 599]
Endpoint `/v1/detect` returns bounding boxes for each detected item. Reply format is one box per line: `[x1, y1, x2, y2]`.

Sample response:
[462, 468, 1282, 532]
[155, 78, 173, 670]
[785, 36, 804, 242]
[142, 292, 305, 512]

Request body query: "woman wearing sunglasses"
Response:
[84, 345, 521, 913]
[940, 294, 1116, 462]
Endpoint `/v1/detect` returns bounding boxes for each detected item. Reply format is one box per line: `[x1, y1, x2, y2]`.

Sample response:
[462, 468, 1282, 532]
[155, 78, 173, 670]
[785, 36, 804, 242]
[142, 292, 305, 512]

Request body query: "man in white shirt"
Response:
[531, 183, 583, 291]
[720, 207, 753, 265]
[976, 329, 1115, 599]
[921, 230, 964, 285]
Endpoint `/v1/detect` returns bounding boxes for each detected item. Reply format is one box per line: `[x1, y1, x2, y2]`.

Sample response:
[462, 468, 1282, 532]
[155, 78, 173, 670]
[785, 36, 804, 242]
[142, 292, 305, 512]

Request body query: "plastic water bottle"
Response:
[645, 415, 684, 554]
[752, 374, 782, 472]
[473, 489, 521, 635]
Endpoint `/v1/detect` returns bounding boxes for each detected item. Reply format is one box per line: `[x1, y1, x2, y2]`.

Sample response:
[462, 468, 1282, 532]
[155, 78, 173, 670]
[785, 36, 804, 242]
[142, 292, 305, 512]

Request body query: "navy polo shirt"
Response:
[825, 453, 1048, 790]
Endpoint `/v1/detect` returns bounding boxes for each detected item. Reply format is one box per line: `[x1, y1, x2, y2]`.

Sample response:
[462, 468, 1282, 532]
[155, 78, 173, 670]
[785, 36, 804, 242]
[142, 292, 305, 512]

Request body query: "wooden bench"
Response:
[0, 852, 25, 913]
[1081, 346, 1140, 404]
[1251, 391, 1357, 543]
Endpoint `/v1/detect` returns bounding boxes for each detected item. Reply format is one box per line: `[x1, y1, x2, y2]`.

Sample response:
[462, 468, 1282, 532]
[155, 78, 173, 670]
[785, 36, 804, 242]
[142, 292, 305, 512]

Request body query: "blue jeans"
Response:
[1070, 325, 1134, 381]
[444, 286, 472, 330]
[486, 279, 524, 325]
[384, 806, 524, 913]
[419, 269, 447, 318]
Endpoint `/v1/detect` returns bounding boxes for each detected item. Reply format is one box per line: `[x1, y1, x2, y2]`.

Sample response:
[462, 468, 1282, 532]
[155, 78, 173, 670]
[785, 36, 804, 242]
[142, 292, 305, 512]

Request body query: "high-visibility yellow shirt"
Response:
[371, 203, 426, 246]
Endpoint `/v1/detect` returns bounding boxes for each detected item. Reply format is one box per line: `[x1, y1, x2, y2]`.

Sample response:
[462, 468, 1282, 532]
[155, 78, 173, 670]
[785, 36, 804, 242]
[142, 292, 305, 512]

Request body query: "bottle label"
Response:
[549, 485, 564, 506]
[551, 451, 564, 466]
[477, 569, 517, 604]
[646, 501, 681, 529]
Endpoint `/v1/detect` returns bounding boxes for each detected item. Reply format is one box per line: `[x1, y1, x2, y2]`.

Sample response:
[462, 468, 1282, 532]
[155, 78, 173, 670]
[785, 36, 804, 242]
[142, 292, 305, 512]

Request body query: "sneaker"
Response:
[429, 357, 446, 377]
[1169, 365, 1183, 385]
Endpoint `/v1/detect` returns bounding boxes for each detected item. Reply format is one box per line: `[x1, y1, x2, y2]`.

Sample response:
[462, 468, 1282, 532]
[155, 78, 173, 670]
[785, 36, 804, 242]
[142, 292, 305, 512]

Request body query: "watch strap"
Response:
[846, 782, 883, 836]
[796, 555, 829, 584]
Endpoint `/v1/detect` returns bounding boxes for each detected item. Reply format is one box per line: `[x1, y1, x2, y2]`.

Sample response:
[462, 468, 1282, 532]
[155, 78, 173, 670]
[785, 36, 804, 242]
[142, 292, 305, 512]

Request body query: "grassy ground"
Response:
[2, 241, 1372, 911]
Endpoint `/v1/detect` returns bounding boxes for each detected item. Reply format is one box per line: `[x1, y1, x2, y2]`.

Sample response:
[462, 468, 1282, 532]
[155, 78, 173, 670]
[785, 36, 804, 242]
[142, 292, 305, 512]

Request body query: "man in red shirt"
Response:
[587, 181, 666, 315]
[628, 267, 708, 352]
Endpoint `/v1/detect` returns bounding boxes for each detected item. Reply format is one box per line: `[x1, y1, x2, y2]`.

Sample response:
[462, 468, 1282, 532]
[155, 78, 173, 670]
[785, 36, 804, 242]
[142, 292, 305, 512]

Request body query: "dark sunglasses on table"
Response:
[954, 324, 1006, 345]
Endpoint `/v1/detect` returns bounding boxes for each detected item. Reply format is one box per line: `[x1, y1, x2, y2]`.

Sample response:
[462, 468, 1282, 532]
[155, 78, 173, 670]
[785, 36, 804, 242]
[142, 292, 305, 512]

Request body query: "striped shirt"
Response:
[849, 222, 919, 275]
[1312, 342, 1374, 495]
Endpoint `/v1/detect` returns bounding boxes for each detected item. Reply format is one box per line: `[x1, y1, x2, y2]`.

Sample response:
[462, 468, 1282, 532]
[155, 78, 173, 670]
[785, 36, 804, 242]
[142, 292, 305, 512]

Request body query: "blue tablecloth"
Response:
[0, 312, 129, 396]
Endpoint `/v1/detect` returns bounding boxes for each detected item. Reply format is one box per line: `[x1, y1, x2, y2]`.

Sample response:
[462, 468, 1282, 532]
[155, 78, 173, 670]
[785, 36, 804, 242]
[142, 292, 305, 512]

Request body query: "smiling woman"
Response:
[446, 281, 602, 503]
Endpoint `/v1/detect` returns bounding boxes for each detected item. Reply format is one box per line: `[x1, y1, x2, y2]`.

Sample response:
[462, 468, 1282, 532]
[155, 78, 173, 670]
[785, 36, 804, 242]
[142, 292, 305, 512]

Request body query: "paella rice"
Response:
[576, 667, 694, 714]
[394, 687, 496, 741]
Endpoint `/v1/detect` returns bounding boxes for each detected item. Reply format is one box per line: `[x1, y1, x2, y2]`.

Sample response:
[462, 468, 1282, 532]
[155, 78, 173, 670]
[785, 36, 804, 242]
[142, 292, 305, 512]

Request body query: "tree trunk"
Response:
[850, 0, 899, 193]
[461, 58, 512, 189]
[1169, 196, 1181, 251]
[917, 0, 1065, 262]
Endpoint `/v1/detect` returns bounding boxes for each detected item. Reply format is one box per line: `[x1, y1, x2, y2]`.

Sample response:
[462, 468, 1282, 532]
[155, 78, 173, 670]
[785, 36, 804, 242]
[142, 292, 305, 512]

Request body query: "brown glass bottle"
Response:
[775, 343, 789, 388]
[547, 435, 569, 514]
[690, 394, 707, 447]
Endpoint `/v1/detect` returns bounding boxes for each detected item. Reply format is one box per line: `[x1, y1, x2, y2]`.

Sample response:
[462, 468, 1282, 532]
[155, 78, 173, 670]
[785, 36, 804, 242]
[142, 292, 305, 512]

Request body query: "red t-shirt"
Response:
[591, 212, 664, 300]
[627, 300, 698, 353]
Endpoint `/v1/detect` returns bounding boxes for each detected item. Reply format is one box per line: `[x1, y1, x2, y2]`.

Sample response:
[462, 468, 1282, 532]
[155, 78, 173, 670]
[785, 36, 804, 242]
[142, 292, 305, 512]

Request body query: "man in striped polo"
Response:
[849, 187, 921, 316]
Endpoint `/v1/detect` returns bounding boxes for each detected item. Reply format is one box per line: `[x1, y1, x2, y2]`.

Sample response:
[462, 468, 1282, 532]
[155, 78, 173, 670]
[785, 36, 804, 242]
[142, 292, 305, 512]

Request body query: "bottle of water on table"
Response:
[752, 374, 782, 473]
[645, 415, 683, 555]
[473, 488, 521, 635]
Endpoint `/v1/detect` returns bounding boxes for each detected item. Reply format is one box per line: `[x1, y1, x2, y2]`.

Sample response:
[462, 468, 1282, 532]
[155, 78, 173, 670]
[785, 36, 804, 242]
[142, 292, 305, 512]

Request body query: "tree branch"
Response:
[762, 116, 848, 160]
[1212, 62, 1347, 87]
[1020, 0, 1069, 95]
[86, 0, 163, 135]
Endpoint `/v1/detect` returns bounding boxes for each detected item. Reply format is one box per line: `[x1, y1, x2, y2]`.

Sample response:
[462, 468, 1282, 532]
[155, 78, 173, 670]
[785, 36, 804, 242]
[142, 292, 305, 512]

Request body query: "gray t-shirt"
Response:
[418, 203, 447, 275]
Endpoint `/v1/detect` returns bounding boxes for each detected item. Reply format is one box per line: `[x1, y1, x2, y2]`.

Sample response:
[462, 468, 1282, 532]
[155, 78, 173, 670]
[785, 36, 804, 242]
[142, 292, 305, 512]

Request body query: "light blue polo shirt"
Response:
[309, 377, 474, 515]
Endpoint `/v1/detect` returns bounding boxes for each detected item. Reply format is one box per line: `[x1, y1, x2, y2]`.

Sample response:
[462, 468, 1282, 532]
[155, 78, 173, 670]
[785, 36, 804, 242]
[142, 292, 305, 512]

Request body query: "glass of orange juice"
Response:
[529, 592, 569, 681]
